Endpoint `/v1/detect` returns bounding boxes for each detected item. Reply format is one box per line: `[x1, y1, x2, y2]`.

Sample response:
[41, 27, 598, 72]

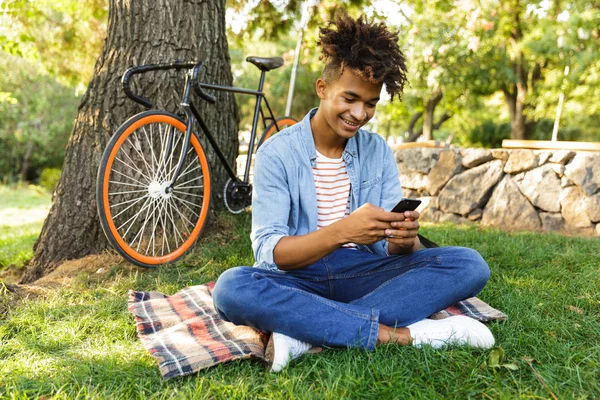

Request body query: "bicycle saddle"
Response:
[246, 56, 284, 71]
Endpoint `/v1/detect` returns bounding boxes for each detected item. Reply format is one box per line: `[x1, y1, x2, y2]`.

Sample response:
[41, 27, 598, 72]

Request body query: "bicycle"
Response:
[96, 57, 297, 268]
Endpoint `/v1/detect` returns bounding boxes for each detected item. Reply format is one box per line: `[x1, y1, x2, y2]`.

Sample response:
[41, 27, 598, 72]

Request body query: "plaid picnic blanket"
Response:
[128, 282, 506, 379]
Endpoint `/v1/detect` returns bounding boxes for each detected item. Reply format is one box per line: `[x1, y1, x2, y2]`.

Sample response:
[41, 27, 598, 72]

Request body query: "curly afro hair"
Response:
[318, 12, 408, 101]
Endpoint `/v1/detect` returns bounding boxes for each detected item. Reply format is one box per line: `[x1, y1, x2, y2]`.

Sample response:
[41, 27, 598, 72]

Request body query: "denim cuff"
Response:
[365, 308, 380, 351]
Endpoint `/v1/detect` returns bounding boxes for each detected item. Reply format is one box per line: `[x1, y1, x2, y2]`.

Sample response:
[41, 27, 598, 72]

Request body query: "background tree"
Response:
[21, 0, 238, 282]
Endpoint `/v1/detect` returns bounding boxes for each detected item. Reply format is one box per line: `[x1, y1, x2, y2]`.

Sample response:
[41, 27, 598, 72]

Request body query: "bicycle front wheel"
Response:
[257, 116, 298, 149]
[97, 110, 211, 267]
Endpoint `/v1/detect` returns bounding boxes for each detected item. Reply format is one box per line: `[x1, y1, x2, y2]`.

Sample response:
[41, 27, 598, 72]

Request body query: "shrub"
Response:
[39, 168, 61, 192]
[466, 120, 511, 148]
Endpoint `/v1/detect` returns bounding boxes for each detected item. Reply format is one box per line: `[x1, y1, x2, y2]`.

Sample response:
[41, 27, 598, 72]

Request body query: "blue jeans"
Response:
[212, 247, 490, 350]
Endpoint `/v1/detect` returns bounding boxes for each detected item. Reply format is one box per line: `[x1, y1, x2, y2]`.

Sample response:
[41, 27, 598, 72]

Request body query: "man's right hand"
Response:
[332, 203, 398, 245]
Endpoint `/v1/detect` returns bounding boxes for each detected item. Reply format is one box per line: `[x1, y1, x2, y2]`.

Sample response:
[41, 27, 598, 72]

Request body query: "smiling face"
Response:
[312, 68, 383, 146]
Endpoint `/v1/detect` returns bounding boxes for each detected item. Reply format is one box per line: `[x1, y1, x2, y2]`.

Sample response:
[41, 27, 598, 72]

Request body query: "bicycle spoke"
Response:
[167, 129, 182, 182]
[172, 184, 204, 190]
[174, 164, 202, 182]
[160, 200, 169, 255]
[173, 190, 204, 199]
[165, 199, 186, 247]
[114, 155, 152, 184]
[128, 132, 155, 179]
[168, 198, 195, 235]
[109, 189, 148, 196]
[156, 124, 169, 183]
[132, 198, 157, 252]
[110, 195, 148, 209]
[112, 194, 149, 220]
[166, 148, 195, 182]
[171, 194, 202, 210]
[109, 179, 148, 189]
[172, 195, 200, 217]
[142, 126, 160, 181]
[146, 198, 160, 256]
[110, 166, 150, 187]
[118, 196, 154, 236]
[173, 176, 203, 190]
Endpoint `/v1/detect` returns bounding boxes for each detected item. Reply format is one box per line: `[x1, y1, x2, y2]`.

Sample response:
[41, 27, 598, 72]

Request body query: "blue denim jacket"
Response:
[251, 108, 403, 270]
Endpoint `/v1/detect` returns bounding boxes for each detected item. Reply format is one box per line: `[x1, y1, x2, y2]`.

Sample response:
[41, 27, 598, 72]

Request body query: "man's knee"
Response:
[454, 247, 490, 293]
[212, 267, 252, 321]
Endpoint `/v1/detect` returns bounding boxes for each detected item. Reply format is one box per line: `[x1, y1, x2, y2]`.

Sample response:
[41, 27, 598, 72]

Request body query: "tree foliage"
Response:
[1, 0, 108, 88]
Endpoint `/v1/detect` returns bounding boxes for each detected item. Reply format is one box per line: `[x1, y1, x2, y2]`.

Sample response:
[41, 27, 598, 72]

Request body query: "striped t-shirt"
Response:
[313, 151, 356, 248]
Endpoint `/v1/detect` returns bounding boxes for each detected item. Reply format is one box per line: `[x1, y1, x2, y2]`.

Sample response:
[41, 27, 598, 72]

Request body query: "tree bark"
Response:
[406, 111, 422, 140]
[405, 107, 450, 143]
[504, 0, 528, 140]
[422, 89, 443, 141]
[21, 0, 238, 282]
[20, 140, 33, 182]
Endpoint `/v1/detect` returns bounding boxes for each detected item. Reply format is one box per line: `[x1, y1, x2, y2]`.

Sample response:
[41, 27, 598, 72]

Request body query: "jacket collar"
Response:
[300, 108, 358, 166]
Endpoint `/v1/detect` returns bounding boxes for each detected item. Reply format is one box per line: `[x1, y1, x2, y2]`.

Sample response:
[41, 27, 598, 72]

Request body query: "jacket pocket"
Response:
[360, 177, 381, 189]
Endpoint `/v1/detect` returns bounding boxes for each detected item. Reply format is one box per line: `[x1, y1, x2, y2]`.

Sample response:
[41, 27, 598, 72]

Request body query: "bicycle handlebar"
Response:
[122, 61, 216, 108]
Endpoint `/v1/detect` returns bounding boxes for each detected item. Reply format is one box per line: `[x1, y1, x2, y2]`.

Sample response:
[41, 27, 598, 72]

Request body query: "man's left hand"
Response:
[386, 210, 421, 255]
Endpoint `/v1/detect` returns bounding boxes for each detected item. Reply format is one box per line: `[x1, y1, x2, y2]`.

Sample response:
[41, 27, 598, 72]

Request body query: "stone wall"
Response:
[395, 148, 600, 236]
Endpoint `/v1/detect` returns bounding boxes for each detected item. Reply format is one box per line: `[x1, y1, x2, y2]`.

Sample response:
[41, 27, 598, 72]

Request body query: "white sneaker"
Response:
[408, 316, 495, 349]
[266, 332, 312, 372]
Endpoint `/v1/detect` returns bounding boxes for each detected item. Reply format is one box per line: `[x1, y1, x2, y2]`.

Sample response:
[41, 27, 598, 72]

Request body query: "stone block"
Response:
[560, 186, 593, 228]
[504, 149, 539, 174]
[461, 148, 494, 168]
[516, 164, 561, 212]
[427, 150, 463, 196]
[564, 153, 600, 196]
[420, 206, 443, 223]
[586, 192, 600, 223]
[401, 188, 419, 199]
[539, 212, 565, 232]
[437, 159, 504, 216]
[491, 149, 510, 161]
[550, 163, 565, 177]
[534, 150, 552, 165]
[481, 176, 542, 230]
[415, 196, 434, 215]
[549, 150, 575, 164]
[398, 165, 428, 191]
[440, 213, 470, 224]
[561, 176, 574, 188]
[395, 148, 443, 174]
[468, 208, 483, 221]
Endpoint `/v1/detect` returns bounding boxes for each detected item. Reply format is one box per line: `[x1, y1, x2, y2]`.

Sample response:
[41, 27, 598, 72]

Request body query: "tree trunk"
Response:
[20, 140, 33, 182]
[21, 0, 238, 282]
[422, 89, 443, 141]
[406, 111, 422, 140]
[504, 1, 528, 140]
[503, 82, 527, 140]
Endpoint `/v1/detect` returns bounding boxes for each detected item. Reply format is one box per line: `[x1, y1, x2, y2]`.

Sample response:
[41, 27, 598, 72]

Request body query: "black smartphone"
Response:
[391, 198, 421, 213]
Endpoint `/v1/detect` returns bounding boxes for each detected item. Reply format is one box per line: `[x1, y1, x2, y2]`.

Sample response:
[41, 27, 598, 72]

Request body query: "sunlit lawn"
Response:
[0, 185, 51, 269]
[1, 208, 599, 399]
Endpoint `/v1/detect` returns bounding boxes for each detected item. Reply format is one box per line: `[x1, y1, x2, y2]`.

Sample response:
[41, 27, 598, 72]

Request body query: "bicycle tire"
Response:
[257, 116, 298, 149]
[97, 110, 211, 268]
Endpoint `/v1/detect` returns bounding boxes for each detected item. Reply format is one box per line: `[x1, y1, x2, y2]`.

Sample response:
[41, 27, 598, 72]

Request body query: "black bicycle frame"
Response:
[195, 71, 278, 183]
[122, 60, 279, 190]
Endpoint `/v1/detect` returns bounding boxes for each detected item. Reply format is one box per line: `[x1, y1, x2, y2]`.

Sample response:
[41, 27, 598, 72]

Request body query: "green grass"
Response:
[0, 185, 51, 269]
[1, 213, 599, 399]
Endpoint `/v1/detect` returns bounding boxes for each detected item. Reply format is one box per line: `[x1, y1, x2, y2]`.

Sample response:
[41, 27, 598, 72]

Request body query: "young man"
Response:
[213, 12, 494, 372]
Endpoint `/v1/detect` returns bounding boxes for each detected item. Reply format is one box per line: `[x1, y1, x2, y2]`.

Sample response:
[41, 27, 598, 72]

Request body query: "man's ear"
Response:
[316, 78, 327, 100]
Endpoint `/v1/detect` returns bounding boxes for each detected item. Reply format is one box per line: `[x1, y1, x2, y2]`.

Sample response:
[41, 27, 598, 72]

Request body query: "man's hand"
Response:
[331, 204, 420, 252]
[331, 203, 391, 245]
[386, 210, 421, 254]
